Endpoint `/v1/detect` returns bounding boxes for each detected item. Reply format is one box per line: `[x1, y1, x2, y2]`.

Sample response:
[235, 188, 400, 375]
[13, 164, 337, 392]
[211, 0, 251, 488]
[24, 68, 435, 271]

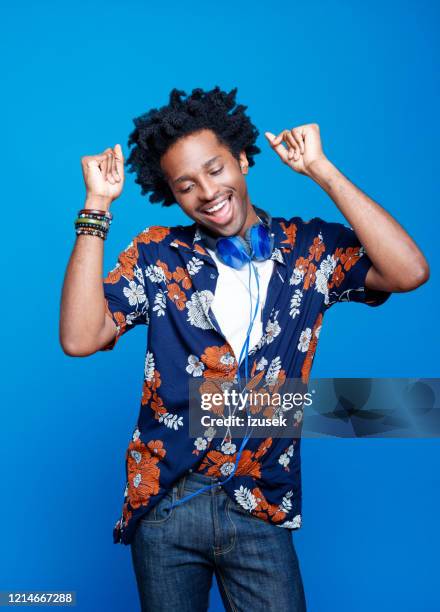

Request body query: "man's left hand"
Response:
[265, 123, 327, 176]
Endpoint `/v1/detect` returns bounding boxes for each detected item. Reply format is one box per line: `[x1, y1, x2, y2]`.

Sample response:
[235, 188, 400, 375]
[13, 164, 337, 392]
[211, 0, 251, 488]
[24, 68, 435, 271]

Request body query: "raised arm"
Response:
[59, 144, 124, 356]
[265, 124, 430, 293]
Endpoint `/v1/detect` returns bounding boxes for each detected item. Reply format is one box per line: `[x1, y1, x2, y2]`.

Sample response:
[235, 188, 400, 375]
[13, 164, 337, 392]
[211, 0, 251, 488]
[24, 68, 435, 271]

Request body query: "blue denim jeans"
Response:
[130, 471, 307, 611]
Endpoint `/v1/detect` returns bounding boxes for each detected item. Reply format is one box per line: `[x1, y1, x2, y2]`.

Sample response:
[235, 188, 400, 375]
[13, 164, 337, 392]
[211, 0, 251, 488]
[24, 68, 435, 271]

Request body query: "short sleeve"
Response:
[316, 219, 392, 309]
[100, 238, 149, 351]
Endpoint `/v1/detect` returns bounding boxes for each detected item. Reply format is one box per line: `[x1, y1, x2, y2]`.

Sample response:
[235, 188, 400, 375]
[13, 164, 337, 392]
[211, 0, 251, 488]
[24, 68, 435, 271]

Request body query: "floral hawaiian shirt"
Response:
[101, 210, 391, 545]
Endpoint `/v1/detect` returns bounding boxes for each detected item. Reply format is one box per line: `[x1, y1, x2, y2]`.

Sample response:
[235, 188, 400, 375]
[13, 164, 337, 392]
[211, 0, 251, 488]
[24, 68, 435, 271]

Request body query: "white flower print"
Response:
[265, 319, 281, 344]
[270, 248, 284, 264]
[130, 450, 142, 464]
[126, 310, 145, 326]
[186, 257, 204, 276]
[221, 442, 236, 455]
[194, 437, 208, 451]
[315, 254, 337, 305]
[133, 473, 141, 488]
[186, 354, 205, 377]
[266, 356, 282, 385]
[132, 428, 141, 442]
[133, 265, 144, 286]
[186, 290, 215, 330]
[279, 491, 293, 513]
[289, 267, 304, 286]
[279, 514, 302, 529]
[153, 289, 167, 316]
[158, 412, 184, 430]
[204, 427, 216, 440]
[144, 351, 155, 382]
[289, 289, 303, 319]
[256, 356, 268, 371]
[278, 453, 290, 467]
[298, 328, 312, 352]
[286, 444, 294, 457]
[123, 280, 146, 307]
[145, 264, 167, 284]
[234, 485, 258, 511]
[220, 462, 235, 477]
[220, 352, 236, 366]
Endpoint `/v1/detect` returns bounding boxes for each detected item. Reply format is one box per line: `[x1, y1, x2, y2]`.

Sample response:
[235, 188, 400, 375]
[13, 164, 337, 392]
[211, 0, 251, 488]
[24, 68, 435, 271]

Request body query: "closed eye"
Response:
[180, 167, 224, 193]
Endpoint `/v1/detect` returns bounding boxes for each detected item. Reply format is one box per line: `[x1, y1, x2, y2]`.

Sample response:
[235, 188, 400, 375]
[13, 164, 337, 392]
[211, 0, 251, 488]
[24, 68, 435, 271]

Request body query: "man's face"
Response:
[160, 128, 255, 237]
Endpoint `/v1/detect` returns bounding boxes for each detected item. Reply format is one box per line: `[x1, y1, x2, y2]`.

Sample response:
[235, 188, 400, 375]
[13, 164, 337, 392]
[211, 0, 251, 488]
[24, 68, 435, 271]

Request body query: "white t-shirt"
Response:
[206, 247, 274, 365]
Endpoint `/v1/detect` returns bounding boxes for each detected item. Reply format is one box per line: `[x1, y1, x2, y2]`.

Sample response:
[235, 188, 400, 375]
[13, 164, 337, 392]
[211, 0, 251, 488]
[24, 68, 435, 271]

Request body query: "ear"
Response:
[239, 151, 249, 174]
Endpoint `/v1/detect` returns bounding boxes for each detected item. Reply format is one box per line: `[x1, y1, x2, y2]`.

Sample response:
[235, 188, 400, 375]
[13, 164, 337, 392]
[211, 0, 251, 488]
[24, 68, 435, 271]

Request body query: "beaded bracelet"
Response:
[76, 227, 107, 240]
[74, 217, 110, 229]
[78, 208, 113, 220]
[75, 207, 112, 241]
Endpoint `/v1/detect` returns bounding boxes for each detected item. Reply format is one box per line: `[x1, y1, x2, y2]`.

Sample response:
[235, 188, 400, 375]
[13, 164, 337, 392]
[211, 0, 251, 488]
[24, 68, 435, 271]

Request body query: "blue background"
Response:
[1, 0, 439, 610]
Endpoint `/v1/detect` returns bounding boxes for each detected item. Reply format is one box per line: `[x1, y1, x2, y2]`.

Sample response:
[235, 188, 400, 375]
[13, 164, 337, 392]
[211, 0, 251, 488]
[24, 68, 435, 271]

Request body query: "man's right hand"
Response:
[81, 144, 125, 208]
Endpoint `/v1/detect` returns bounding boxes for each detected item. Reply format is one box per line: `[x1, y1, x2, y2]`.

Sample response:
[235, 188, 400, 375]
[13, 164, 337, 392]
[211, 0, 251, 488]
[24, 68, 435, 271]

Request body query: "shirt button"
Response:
[188, 468, 193, 473]
[210, 273, 216, 279]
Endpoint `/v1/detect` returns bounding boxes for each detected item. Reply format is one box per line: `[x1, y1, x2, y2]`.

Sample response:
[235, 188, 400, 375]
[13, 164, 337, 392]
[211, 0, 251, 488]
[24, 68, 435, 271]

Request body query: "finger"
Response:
[285, 132, 300, 161]
[102, 148, 114, 184]
[291, 128, 305, 155]
[108, 152, 117, 184]
[82, 153, 107, 169]
[114, 144, 124, 180]
[266, 131, 289, 164]
[110, 149, 120, 183]
[106, 150, 117, 184]
[98, 156, 108, 181]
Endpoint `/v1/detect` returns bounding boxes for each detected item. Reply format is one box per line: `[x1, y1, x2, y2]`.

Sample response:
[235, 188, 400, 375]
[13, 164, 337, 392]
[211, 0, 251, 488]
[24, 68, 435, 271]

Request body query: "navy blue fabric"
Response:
[101, 210, 391, 545]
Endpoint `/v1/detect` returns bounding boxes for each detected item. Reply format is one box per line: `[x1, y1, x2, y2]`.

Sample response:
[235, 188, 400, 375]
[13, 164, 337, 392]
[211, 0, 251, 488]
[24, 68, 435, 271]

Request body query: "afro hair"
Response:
[126, 86, 261, 207]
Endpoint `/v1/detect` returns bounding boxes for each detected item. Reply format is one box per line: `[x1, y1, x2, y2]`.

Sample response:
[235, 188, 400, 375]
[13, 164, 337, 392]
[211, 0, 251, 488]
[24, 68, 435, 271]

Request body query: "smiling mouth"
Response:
[201, 194, 232, 217]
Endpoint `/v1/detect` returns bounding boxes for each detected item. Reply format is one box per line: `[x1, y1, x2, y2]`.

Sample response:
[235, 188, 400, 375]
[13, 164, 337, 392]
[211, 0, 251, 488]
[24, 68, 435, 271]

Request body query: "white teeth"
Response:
[205, 197, 229, 214]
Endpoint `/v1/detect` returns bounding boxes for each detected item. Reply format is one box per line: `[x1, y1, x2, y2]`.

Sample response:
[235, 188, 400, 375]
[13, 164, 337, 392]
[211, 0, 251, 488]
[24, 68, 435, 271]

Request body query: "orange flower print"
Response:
[126, 438, 166, 510]
[167, 282, 187, 310]
[194, 243, 208, 256]
[119, 244, 139, 280]
[198, 379, 226, 415]
[104, 243, 139, 283]
[301, 313, 323, 384]
[104, 265, 123, 284]
[340, 246, 361, 271]
[280, 221, 297, 248]
[173, 266, 192, 290]
[252, 487, 287, 523]
[147, 439, 166, 460]
[155, 259, 173, 281]
[330, 264, 345, 288]
[303, 262, 317, 290]
[137, 225, 170, 245]
[141, 381, 152, 405]
[201, 344, 237, 381]
[197, 438, 271, 479]
[150, 392, 168, 419]
[293, 256, 310, 281]
[308, 236, 325, 262]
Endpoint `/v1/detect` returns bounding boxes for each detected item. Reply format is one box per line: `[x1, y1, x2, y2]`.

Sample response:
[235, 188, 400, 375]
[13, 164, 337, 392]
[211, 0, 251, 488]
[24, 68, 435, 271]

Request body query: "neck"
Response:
[237, 202, 260, 238]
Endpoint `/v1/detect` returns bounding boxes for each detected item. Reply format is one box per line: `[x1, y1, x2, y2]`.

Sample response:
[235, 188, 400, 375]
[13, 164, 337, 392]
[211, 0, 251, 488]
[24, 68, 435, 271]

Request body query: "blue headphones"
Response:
[168, 205, 274, 510]
[197, 205, 274, 270]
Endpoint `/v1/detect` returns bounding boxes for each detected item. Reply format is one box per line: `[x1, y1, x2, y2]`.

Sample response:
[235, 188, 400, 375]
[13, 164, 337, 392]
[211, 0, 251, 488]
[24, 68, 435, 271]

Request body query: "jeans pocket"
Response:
[227, 497, 261, 521]
[140, 488, 176, 526]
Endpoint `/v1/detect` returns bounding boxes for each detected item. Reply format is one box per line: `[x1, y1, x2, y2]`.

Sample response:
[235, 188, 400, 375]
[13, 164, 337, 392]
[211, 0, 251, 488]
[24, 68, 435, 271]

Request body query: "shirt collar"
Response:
[169, 214, 296, 267]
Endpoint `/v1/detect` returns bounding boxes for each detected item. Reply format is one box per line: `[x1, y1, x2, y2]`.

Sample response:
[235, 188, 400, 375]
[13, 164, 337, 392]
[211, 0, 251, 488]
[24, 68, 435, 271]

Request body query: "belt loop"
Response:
[177, 473, 187, 500]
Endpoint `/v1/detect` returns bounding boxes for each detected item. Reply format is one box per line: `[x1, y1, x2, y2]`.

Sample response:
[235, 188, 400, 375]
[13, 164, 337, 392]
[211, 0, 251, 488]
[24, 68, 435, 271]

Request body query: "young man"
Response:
[60, 86, 429, 611]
